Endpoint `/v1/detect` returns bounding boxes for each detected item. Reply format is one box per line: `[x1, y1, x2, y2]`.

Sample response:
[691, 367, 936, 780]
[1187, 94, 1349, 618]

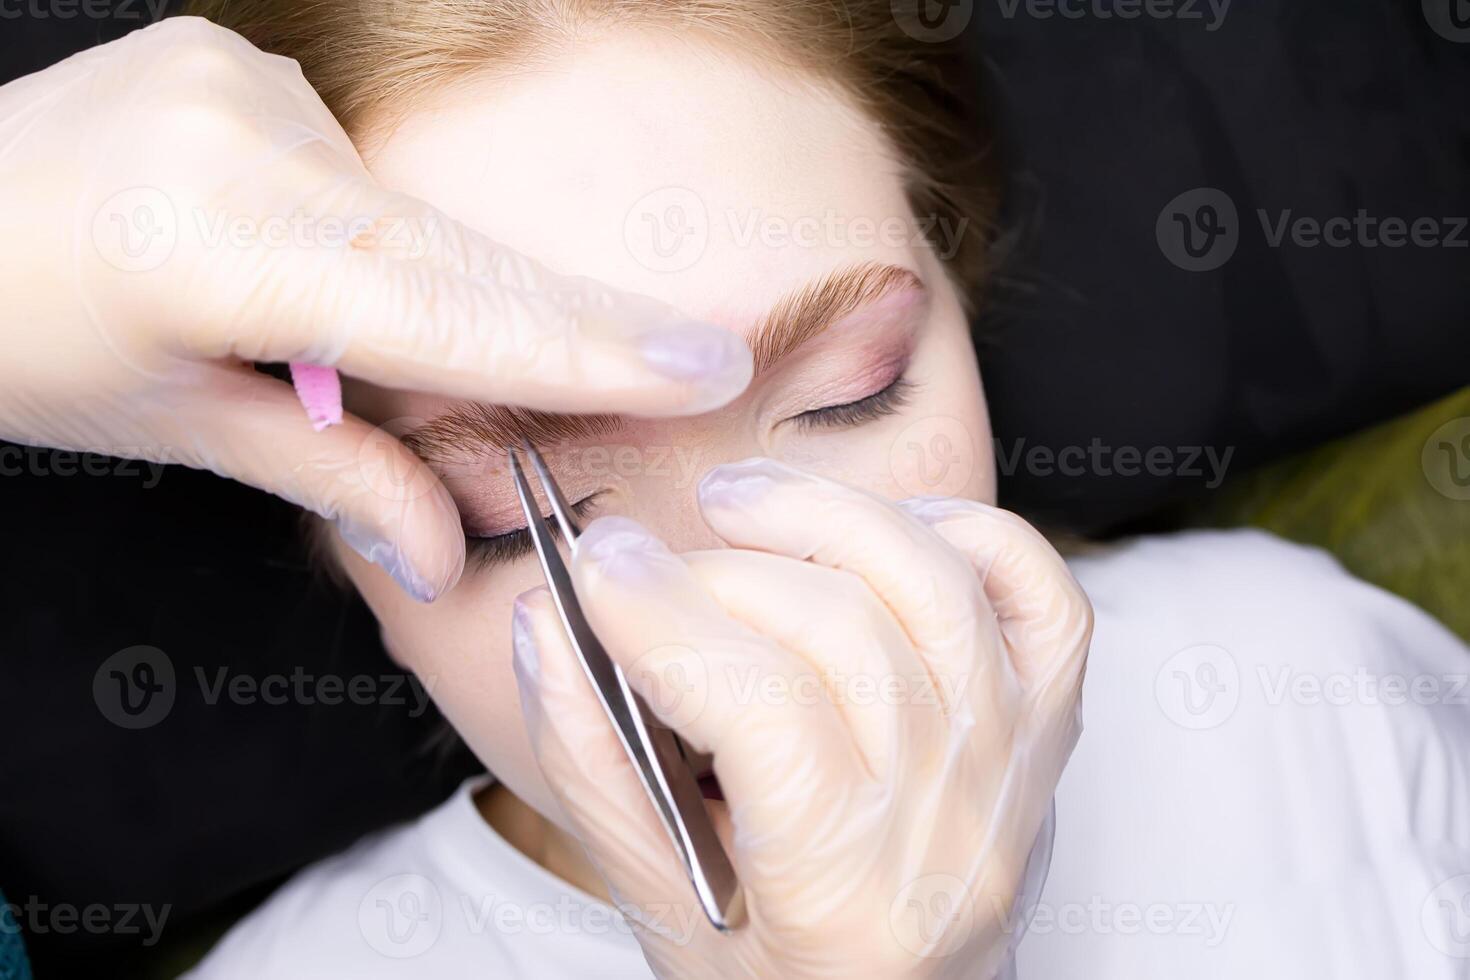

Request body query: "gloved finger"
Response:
[169, 187, 753, 418]
[682, 549, 947, 785]
[696, 458, 1021, 729]
[568, 517, 872, 863]
[510, 586, 712, 946]
[896, 497, 1091, 720]
[885, 501, 1086, 930]
[176, 363, 463, 602]
[78, 19, 753, 418]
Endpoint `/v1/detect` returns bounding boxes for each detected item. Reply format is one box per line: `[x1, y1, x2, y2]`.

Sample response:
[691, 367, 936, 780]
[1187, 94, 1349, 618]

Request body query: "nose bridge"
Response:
[614, 424, 743, 553]
[630, 490, 726, 553]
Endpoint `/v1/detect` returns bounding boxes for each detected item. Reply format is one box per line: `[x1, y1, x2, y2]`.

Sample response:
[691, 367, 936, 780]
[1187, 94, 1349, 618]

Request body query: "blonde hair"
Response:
[182, 0, 997, 302]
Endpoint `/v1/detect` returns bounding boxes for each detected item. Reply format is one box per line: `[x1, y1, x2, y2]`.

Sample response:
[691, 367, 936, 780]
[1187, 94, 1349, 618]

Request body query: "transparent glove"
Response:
[0, 17, 751, 601]
[512, 458, 1091, 978]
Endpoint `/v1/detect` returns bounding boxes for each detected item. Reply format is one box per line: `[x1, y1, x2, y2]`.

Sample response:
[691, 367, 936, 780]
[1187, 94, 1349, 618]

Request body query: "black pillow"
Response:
[968, 0, 1470, 531]
[0, 459, 481, 973]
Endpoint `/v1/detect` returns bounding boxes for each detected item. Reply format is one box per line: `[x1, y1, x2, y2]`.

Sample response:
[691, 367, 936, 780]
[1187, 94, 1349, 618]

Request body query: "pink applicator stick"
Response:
[288, 362, 343, 431]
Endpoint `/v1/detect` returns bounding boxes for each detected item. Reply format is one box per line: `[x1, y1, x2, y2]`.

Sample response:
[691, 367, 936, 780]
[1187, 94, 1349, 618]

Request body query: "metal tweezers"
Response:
[507, 440, 746, 933]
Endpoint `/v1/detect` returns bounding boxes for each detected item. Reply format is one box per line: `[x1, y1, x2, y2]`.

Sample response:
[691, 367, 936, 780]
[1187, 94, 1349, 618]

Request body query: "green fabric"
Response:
[0, 889, 33, 980]
[1195, 386, 1470, 643]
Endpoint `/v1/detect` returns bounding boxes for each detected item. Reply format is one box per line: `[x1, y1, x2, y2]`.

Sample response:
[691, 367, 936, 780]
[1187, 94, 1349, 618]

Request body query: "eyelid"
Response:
[465, 492, 603, 570]
[788, 375, 912, 432]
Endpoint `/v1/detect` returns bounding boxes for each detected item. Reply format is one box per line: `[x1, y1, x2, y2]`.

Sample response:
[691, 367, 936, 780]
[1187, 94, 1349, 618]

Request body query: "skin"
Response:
[335, 27, 996, 900]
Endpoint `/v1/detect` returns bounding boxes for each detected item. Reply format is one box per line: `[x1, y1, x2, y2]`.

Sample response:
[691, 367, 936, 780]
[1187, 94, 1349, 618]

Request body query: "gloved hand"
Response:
[0, 17, 751, 602]
[512, 458, 1091, 978]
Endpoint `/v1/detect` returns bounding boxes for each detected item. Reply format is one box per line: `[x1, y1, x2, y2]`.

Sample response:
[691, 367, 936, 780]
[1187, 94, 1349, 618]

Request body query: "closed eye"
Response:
[790, 376, 913, 432]
[465, 492, 604, 571]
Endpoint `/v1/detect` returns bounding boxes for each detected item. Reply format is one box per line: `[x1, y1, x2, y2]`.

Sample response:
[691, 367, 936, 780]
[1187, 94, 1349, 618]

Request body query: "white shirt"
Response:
[191, 530, 1470, 979]
[191, 771, 652, 978]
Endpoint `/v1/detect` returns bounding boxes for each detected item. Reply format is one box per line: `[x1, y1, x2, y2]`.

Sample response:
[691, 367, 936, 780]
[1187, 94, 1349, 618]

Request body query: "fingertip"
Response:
[200, 375, 465, 601]
[895, 495, 982, 523]
[511, 587, 550, 693]
[407, 481, 468, 602]
[696, 456, 800, 512]
[288, 362, 343, 431]
[636, 322, 753, 414]
[512, 584, 554, 615]
[335, 515, 460, 603]
[572, 516, 676, 583]
[332, 478, 465, 603]
[638, 321, 751, 381]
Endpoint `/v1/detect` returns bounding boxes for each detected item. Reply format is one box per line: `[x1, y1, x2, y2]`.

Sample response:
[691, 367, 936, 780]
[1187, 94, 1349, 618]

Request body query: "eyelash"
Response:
[790, 375, 913, 432]
[465, 494, 603, 570]
[463, 376, 911, 569]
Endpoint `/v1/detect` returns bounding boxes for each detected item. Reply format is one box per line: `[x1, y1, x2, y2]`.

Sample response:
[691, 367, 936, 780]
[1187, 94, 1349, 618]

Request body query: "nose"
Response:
[634, 502, 727, 553]
[599, 427, 756, 554]
[623, 460, 729, 554]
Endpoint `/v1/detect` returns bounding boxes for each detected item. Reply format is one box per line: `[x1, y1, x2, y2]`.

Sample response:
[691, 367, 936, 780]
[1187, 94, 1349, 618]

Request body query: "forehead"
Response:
[364, 28, 920, 331]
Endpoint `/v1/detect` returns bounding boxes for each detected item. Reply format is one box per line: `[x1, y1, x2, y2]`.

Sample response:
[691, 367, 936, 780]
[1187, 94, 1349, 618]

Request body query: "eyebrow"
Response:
[747, 261, 922, 374]
[402, 261, 925, 465]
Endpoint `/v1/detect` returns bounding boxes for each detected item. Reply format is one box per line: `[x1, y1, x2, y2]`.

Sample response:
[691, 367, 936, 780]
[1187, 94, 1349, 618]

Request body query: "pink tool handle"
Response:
[288, 362, 343, 431]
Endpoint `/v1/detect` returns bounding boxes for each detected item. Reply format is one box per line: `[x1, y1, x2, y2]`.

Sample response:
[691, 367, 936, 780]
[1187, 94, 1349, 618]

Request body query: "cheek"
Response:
[339, 540, 567, 821]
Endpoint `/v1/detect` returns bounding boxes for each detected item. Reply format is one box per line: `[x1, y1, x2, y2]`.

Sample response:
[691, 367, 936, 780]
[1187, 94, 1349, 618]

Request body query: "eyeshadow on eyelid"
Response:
[463, 491, 602, 540]
[464, 493, 604, 570]
[839, 332, 918, 394]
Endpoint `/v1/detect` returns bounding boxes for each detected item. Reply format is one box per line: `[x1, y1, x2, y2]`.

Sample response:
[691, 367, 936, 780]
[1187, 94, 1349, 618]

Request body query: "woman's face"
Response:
[341, 29, 995, 824]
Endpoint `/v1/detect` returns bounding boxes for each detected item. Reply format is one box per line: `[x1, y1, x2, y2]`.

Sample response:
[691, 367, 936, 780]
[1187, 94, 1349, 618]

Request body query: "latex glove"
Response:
[512, 458, 1091, 978]
[0, 17, 751, 601]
